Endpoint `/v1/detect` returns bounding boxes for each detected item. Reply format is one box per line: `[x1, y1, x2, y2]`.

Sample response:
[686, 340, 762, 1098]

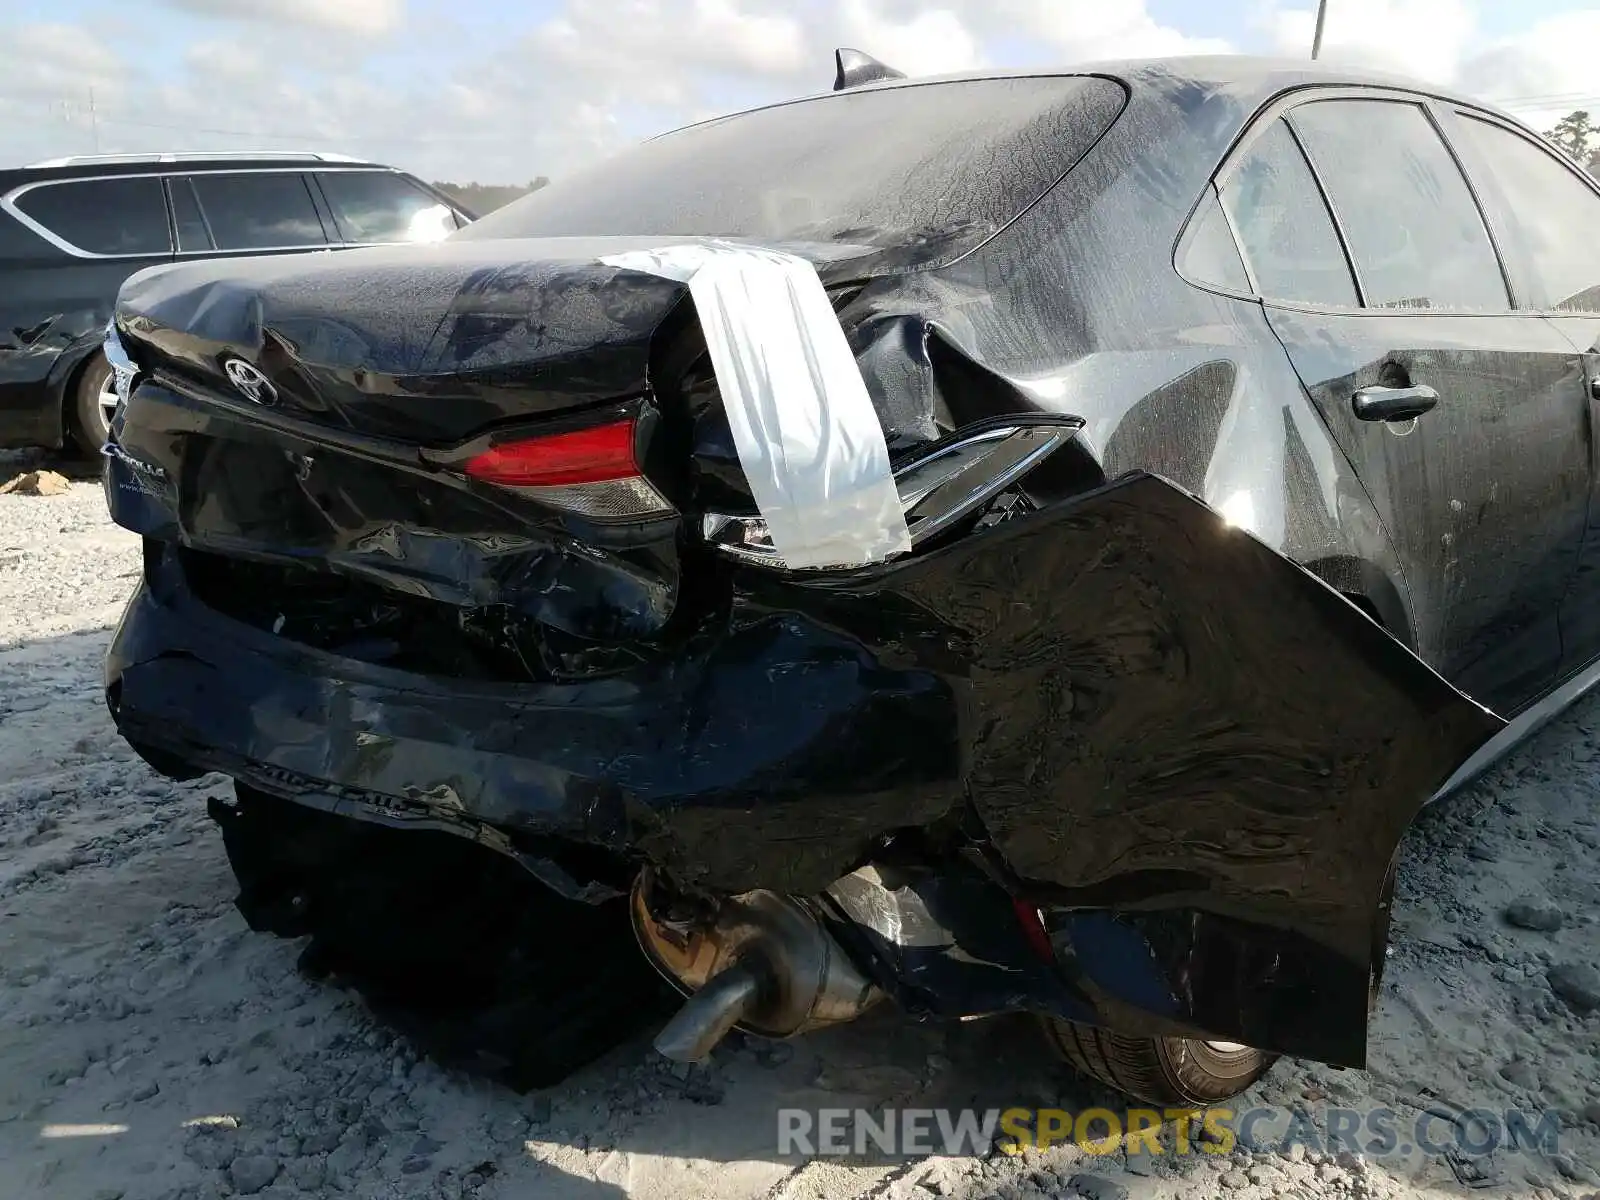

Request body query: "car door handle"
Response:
[1352, 384, 1439, 422]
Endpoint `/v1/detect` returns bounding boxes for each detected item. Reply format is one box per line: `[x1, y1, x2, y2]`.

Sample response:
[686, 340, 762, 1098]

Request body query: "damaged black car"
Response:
[100, 53, 1600, 1105]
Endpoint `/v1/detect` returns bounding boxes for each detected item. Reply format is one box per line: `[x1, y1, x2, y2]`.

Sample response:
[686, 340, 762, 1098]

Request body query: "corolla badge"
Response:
[101, 442, 168, 499]
[223, 358, 277, 406]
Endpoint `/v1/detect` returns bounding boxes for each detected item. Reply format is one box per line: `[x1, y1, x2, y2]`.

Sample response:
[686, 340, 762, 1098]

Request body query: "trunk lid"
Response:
[106, 235, 886, 681]
[113, 234, 880, 444]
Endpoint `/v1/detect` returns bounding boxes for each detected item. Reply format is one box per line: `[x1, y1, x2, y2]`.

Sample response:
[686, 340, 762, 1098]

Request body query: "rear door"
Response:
[175, 170, 333, 258]
[1440, 108, 1600, 682]
[1220, 94, 1589, 714]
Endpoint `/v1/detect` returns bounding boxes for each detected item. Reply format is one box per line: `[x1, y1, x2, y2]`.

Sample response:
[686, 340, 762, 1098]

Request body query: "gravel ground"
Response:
[3, 468, 1600, 1200]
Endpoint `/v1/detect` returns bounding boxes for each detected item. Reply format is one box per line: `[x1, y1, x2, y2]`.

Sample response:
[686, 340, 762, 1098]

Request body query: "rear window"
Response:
[11, 176, 170, 256]
[455, 76, 1126, 267]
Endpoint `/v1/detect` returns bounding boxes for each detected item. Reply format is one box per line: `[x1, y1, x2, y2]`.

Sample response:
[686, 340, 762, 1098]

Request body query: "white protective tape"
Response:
[599, 241, 911, 569]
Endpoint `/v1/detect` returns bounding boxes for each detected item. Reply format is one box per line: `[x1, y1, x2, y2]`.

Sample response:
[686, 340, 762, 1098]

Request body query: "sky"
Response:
[4, 0, 1600, 183]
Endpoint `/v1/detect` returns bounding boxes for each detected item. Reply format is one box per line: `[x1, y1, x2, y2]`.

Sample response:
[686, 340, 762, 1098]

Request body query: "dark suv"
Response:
[0, 151, 472, 452]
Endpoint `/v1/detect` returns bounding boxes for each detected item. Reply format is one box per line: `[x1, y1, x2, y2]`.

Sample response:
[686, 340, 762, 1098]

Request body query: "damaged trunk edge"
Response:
[107, 462, 1501, 1070]
[104, 238, 962, 672]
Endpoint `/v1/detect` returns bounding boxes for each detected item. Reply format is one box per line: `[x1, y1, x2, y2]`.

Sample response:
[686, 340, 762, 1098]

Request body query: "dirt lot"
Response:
[3, 472, 1600, 1200]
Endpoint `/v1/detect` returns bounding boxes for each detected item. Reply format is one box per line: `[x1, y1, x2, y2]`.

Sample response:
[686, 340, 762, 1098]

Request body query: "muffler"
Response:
[630, 874, 883, 1062]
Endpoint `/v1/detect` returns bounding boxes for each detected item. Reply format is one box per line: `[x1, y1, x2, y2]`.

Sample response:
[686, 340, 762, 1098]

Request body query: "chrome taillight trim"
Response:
[507, 476, 676, 522]
[704, 420, 1078, 570]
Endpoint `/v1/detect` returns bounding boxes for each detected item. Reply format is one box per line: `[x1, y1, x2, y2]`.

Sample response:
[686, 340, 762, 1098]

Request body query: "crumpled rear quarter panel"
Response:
[758, 473, 1501, 1063]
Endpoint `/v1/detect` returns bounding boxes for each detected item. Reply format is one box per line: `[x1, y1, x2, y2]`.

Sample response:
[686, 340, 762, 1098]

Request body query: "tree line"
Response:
[1546, 112, 1600, 176]
[430, 178, 549, 214]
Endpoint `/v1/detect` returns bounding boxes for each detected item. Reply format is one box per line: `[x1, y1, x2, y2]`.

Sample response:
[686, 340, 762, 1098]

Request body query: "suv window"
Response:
[11, 176, 170, 256]
[1449, 113, 1600, 312]
[1290, 99, 1508, 311]
[317, 171, 456, 243]
[1219, 119, 1357, 307]
[187, 173, 327, 251]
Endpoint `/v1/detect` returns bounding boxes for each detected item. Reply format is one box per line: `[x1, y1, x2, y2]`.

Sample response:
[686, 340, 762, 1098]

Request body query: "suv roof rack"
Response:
[23, 150, 370, 168]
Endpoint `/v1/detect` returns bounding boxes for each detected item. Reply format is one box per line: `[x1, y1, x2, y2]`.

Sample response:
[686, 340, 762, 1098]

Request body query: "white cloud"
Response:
[159, 0, 405, 36]
[1459, 10, 1600, 131]
[0, 23, 122, 102]
[1261, 0, 1476, 82]
[1, 1, 1590, 185]
[835, 0, 986, 75]
[532, 0, 810, 90]
[830, 0, 1228, 74]
[997, 0, 1233, 61]
[1253, 2, 1600, 136]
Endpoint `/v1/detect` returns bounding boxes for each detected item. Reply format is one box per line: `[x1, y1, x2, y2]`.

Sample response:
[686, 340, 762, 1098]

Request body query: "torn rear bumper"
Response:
[106, 474, 1503, 1067]
[107, 538, 963, 901]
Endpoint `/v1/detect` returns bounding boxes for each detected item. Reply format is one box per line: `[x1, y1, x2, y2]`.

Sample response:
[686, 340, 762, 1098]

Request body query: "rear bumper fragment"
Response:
[107, 540, 962, 900]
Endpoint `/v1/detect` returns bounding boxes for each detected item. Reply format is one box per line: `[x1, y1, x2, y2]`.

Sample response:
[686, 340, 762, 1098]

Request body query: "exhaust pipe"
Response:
[631, 876, 882, 1062]
[652, 961, 763, 1062]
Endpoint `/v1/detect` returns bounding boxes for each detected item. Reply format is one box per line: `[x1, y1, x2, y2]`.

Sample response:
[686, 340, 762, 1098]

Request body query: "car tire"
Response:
[70, 350, 117, 455]
[1040, 1018, 1276, 1106]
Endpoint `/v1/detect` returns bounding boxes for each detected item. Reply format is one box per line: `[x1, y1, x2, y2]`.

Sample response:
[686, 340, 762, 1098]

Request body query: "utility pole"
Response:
[1311, 0, 1330, 59]
[88, 87, 100, 153]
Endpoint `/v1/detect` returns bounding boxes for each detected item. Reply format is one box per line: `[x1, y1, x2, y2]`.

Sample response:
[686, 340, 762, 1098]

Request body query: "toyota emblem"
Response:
[224, 358, 277, 406]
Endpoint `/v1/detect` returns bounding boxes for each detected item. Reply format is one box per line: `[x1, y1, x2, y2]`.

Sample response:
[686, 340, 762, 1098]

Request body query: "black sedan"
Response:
[97, 54, 1600, 1105]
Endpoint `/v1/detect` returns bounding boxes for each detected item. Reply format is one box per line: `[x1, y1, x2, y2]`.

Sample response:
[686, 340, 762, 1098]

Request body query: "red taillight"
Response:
[460, 417, 672, 521]
[464, 419, 639, 487]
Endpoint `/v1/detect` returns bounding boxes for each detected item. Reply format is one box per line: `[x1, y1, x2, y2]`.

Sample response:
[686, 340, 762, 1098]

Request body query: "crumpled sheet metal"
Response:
[600, 241, 911, 569]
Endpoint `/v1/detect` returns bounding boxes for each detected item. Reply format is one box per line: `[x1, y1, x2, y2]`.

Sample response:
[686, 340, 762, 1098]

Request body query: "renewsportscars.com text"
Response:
[776, 1104, 1562, 1160]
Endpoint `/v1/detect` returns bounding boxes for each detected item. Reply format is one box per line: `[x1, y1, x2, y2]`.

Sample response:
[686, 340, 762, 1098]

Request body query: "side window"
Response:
[1219, 120, 1357, 307]
[169, 179, 214, 253]
[1176, 186, 1250, 294]
[316, 171, 455, 243]
[188, 173, 327, 250]
[1448, 114, 1600, 312]
[1290, 99, 1508, 311]
[11, 177, 170, 256]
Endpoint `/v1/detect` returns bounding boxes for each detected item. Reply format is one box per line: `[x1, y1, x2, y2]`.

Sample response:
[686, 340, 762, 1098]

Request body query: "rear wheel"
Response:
[1041, 855, 1398, 1105]
[1041, 1019, 1276, 1105]
[70, 351, 117, 454]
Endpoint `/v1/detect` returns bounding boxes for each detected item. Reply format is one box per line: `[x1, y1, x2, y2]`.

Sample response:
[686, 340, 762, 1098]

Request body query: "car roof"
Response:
[854, 55, 1479, 98]
[668, 54, 1510, 137]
